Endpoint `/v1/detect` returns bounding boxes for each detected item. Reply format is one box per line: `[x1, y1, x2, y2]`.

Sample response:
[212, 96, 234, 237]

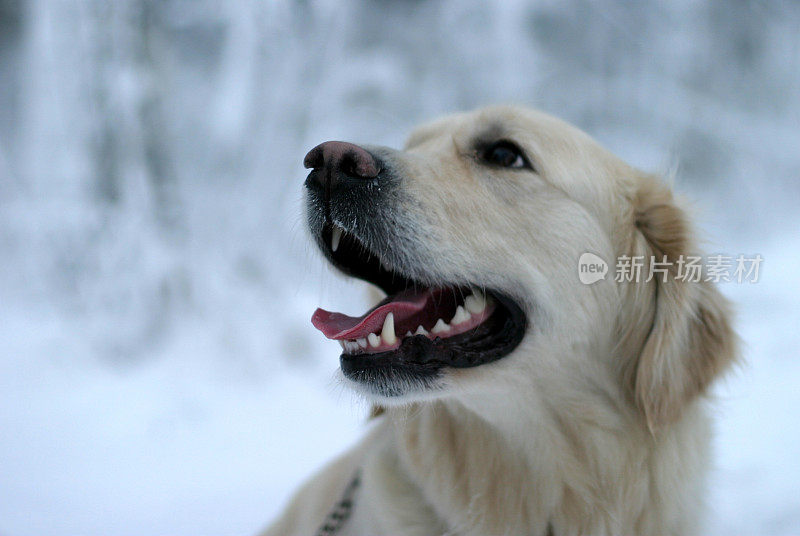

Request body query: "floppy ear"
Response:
[622, 175, 737, 431]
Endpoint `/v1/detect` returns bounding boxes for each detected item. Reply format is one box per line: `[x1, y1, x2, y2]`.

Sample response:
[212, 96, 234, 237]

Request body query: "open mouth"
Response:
[311, 224, 527, 388]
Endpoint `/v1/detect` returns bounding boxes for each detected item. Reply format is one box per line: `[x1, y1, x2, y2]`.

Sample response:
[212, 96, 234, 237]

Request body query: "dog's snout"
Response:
[304, 141, 380, 189]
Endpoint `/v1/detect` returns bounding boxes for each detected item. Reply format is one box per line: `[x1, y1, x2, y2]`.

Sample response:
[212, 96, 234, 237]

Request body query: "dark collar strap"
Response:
[314, 470, 361, 536]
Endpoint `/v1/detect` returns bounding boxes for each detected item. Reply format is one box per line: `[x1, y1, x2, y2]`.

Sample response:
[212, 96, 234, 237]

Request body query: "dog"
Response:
[263, 105, 737, 536]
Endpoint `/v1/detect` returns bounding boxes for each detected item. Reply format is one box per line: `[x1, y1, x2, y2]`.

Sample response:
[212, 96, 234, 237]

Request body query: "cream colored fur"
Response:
[263, 106, 737, 536]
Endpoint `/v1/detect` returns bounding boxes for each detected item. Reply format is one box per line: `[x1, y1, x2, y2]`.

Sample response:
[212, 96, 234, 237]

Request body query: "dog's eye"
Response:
[482, 141, 529, 169]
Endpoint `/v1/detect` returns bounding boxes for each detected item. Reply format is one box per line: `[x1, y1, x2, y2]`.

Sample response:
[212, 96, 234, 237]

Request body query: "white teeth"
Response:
[368, 333, 380, 348]
[331, 227, 343, 252]
[357, 338, 367, 349]
[431, 318, 450, 334]
[451, 305, 471, 325]
[340, 340, 360, 353]
[405, 331, 413, 337]
[465, 290, 487, 315]
[381, 312, 396, 345]
[415, 325, 429, 336]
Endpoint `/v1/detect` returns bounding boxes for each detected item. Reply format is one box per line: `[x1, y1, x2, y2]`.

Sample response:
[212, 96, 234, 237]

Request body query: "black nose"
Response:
[304, 141, 380, 190]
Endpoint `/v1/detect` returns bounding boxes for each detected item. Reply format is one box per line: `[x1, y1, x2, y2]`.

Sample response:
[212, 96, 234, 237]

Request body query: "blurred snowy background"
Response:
[0, 0, 798, 534]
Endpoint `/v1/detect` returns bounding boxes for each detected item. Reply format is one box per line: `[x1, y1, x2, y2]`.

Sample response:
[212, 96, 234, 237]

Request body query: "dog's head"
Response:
[304, 105, 736, 429]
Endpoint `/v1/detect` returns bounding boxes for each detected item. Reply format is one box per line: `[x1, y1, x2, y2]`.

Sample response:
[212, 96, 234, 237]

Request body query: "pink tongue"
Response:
[312, 288, 433, 340]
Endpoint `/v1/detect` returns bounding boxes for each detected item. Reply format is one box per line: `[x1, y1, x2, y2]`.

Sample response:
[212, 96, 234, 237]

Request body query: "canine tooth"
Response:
[338, 340, 346, 350]
[415, 325, 428, 336]
[405, 331, 413, 337]
[451, 305, 471, 325]
[431, 318, 450, 334]
[465, 292, 487, 315]
[357, 338, 367, 349]
[331, 227, 343, 252]
[381, 313, 396, 345]
[368, 333, 380, 348]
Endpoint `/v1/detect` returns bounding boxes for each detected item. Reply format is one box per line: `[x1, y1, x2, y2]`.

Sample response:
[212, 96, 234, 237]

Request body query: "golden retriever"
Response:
[263, 105, 737, 536]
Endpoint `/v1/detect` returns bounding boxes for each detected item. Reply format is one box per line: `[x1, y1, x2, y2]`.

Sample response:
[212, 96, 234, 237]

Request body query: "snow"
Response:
[0, 301, 366, 536]
[0, 1, 798, 534]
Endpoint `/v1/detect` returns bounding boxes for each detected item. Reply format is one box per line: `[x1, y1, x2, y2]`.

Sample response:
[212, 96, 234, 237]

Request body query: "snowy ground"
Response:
[0, 283, 369, 536]
[1, 1, 799, 535]
[706, 236, 800, 536]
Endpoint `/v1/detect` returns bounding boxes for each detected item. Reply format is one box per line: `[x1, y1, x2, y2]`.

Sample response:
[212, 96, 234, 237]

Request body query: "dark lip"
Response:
[319, 223, 415, 295]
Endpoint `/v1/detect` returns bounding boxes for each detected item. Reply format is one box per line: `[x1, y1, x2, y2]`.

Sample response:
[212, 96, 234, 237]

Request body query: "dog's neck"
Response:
[387, 400, 555, 535]
[383, 382, 700, 536]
